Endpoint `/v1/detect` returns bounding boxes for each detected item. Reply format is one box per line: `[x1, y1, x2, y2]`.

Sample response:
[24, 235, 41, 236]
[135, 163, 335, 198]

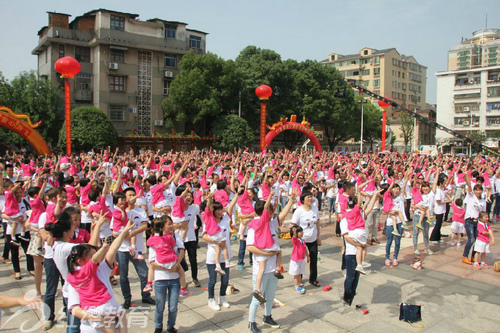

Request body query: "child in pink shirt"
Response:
[64, 176, 79, 206]
[474, 211, 495, 269]
[450, 198, 465, 246]
[151, 176, 173, 215]
[289, 225, 309, 294]
[171, 184, 190, 240]
[2, 180, 26, 246]
[343, 196, 369, 275]
[27, 180, 47, 254]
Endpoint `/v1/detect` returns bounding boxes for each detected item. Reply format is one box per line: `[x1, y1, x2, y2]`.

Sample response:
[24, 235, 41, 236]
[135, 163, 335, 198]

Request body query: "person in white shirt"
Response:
[462, 171, 486, 265]
[430, 177, 453, 243]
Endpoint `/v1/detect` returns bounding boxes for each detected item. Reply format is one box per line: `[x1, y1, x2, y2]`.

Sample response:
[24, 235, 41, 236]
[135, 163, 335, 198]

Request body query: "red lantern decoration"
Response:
[377, 97, 391, 151]
[55, 56, 81, 78]
[378, 98, 391, 109]
[255, 85, 273, 99]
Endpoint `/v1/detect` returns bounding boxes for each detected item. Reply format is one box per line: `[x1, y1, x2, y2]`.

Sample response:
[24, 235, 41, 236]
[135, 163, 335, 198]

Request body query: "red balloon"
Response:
[55, 56, 81, 78]
[255, 85, 273, 99]
[378, 98, 391, 109]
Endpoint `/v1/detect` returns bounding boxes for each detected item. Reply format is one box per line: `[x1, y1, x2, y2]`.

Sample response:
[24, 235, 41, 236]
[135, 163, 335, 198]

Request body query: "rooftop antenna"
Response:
[486, 13, 488, 28]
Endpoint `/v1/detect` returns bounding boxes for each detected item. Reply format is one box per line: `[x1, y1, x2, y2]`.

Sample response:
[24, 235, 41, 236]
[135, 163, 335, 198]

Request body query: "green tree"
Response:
[58, 106, 117, 151]
[400, 112, 414, 149]
[162, 51, 243, 135]
[212, 115, 254, 150]
[0, 71, 62, 148]
[359, 101, 382, 148]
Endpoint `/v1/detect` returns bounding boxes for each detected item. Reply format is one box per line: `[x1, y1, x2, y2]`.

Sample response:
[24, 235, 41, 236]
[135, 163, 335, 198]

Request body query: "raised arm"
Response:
[106, 220, 135, 264]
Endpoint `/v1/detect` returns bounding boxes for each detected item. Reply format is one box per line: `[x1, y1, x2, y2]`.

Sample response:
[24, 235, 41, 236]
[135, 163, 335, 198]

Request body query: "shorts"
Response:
[5, 213, 22, 221]
[208, 230, 226, 242]
[474, 239, 490, 253]
[171, 216, 186, 224]
[348, 228, 367, 245]
[154, 200, 169, 209]
[327, 197, 335, 213]
[155, 260, 176, 270]
[289, 259, 305, 275]
[262, 243, 281, 252]
[450, 221, 465, 234]
[85, 298, 122, 329]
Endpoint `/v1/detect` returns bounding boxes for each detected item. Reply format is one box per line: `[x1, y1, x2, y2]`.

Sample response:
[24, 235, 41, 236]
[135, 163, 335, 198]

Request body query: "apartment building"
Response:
[436, 28, 500, 146]
[32, 9, 207, 136]
[322, 48, 427, 145]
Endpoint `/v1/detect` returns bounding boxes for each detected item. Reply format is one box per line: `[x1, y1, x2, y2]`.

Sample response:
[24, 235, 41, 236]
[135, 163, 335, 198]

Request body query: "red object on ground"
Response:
[322, 285, 332, 291]
[363, 309, 369, 315]
[113, 264, 119, 276]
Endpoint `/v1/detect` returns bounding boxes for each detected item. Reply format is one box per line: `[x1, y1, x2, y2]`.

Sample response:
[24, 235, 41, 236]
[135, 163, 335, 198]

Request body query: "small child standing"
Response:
[171, 185, 190, 241]
[450, 198, 465, 247]
[3, 180, 26, 246]
[474, 211, 496, 269]
[344, 196, 369, 275]
[289, 225, 309, 294]
[112, 192, 142, 259]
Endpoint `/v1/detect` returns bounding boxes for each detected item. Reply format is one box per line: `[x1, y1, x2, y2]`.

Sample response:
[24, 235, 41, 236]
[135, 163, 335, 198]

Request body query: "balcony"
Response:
[74, 89, 92, 102]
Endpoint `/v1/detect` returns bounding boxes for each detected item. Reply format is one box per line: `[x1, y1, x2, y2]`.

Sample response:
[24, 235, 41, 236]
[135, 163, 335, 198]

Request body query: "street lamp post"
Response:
[358, 98, 368, 153]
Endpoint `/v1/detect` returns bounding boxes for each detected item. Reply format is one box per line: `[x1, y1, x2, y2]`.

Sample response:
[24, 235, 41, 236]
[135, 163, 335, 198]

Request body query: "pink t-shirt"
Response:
[451, 202, 465, 224]
[338, 193, 349, 215]
[291, 237, 306, 262]
[214, 189, 229, 208]
[69, 228, 90, 244]
[151, 183, 166, 206]
[194, 190, 203, 206]
[251, 210, 275, 249]
[46, 203, 57, 224]
[29, 196, 45, 224]
[344, 205, 365, 230]
[237, 191, 254, 215]
[202, 208, 221, 236]
[65, 185, 78, 205]
[112, 207, 127, 232]
[66, 260, 112, 308]
[4, 190, 20, 216]
[146, 234, 177, 264]
[261, 183, 271, 200]
[80, 182, 92, 207]
[88, 197, 112, 220]
[382, 191, 394, 213]
[477, 222, 490, 243]
[172, 196, 186, 219]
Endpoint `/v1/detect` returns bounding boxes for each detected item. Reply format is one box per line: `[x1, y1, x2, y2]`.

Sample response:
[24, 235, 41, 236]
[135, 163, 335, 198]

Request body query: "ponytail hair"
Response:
[67, 244, 98, 274]
[44, 212, 72, 239]
[151, 217, 165, 236]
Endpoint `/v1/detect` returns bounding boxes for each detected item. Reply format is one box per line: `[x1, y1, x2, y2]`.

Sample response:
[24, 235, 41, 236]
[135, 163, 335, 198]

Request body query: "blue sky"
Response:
[1, 0, 499, 104]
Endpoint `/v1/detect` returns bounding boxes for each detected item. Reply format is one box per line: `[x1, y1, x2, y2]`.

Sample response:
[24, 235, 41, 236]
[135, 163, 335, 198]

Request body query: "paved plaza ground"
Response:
[0, 213, 499, 333]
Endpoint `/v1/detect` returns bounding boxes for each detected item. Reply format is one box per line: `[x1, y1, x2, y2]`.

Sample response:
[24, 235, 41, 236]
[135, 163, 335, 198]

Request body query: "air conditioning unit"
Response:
[463, 106, 470, 111]
[109, 63, 119, 70]
[154, 120, 164, 126]
[463, 120, 470, 125]
[164, 71, 174, 78]
[128, 107, 137, 114]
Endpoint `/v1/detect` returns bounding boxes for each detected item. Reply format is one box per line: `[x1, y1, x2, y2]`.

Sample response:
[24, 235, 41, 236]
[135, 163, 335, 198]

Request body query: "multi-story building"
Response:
[322, 48, 427, 146]
[32, 9, 207, 136]
[436, 28, 500, 147]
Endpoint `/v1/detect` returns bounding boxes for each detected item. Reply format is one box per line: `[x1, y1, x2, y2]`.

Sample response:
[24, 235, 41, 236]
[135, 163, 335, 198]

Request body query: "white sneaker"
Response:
[450, 241, 455, 246]
[342, 269, 346, 277]
[362, 261, 371, 268]
[219, 296, 230, 308]
[355, 264, 366, 275]
[425, 249, 433, 255]
[225, 262, 236, 268]
[457, 241, 462, 247]
[414, 249, 420, 255]
[214, 266, 226, 275]
[208, 298, 221, 311]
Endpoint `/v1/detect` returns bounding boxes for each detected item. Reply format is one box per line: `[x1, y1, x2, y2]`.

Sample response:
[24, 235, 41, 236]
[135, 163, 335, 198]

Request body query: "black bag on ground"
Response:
[399, 303, 422, 323]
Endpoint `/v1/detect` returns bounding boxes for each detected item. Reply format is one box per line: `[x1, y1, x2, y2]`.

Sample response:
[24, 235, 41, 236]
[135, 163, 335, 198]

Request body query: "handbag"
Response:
[399, 303, 422, 323]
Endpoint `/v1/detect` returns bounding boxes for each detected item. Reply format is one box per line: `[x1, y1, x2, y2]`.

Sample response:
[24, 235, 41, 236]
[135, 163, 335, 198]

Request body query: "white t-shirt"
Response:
[414, 192, 435, 216]
[204, 214, 233, 264]
[291, 205, 319, 243]
[340, 218, 357, 256]
[182, 204, 200, 243]
[118, 206, 148, 252]
[6, 199, 27, 235]
[148, 235, 184, 281]
[39, 212, 53, 259]
[52, 240, 77, 298]
[246, 228, 277, 276]
[464, 192, 486, 220]
[434, 188, 447, 215]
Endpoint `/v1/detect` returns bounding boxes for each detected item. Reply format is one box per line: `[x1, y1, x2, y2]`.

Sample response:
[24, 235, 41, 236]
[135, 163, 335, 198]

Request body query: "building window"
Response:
[109, 105, 125, 121]
[163, 80, 171, 95]
[109, 76, 125, 91]
[164, 54, 177, 68]
[110, 15, 125, 31]
[59, 45, 65, 59]
[410, 63, 421, 72]
[373, 56, 380, 65]
[410, 73, 422, 82]
[110, 49, 125, 63]
[189, 35, 202, 49]
[363, 50, 368, 55]
[487, 103, 500, 111]
[165, 25, 176, 38]
[75, 46, 90, 63]
[361, 69, 370, 76]
[374, 79, 380, 88]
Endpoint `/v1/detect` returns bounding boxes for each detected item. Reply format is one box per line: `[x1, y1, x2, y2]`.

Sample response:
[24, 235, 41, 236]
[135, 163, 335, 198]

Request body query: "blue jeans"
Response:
[248, 272, 278, 322]
[279, 197, 288, 213]
[343, 255, 360, 304]
[154, 278, 180, 330]
[412, 213, 429, 250]
[63, 297, 81, 333]
[116, 251, 150, 302]
[44, 258, 62, 321]
[463, 219, 478, 259]
[494, 194, 500, 217]
[206, 263, 229, 299]
[385, 224, 402, 260]
[237, 239, 253, 266]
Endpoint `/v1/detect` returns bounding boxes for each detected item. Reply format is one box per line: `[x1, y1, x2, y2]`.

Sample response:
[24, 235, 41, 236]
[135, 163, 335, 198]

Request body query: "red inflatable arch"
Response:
[264, 122, 322, 152]
[0, 106, 51, 155]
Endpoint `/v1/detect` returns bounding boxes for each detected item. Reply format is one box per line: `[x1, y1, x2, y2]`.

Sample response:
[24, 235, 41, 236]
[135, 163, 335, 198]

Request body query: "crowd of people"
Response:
[0, 147, 497, 333]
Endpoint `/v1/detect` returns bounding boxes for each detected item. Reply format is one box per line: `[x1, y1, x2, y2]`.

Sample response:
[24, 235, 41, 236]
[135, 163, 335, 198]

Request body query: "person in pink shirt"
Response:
[26, 179, 47, 254]
[380, 181, 407, 231]
[474, 211, 495, 269]
[450, 198, 465, 247]
[151, 175, 174, 215]
[66, 220, 134, 333]
[171, 184, 191, 240]
[288, 225, 309, 295]
[2, 180, 25, 246]
[214, 180, 230, 207]
[63, 176, 79, 207]
[202, 192, 235, 275]
[343, 195, 369, 275]
[66, 207, 91, 244]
